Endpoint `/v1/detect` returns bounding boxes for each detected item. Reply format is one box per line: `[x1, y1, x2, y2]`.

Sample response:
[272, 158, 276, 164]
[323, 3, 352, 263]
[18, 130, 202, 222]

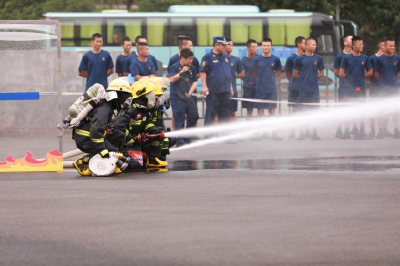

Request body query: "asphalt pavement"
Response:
[1, 119, 400, 266]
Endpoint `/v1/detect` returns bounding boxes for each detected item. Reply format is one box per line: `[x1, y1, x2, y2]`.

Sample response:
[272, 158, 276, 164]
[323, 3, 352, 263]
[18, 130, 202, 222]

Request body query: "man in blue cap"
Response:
[200, 36, 233, 131]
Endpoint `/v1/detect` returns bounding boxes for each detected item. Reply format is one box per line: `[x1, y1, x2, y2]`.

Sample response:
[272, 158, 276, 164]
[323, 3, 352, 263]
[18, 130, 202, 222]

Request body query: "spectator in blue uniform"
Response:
[200, 36, 233, 130]
[78, 33, 114, 91]
[293, 37, 325, 140]
[339, 36, 373, 139]
[129, 42, 156, 81]
[241, 39, 258, 120]
[115, 36, 133, 77]
[165, 36, 188, 130]
[224, 37, 245, 122]
[123, 36, 158, 77]
[168, 38, 200, 101]
[169, 49, 199, 147]
[167, 37, 200, 78]
[374, 37, 400, 139]
[333, 35, 353, 138]
[252, 38, 282, 140]
[285, 36, 305, 139]
[368, 39, 385, 137]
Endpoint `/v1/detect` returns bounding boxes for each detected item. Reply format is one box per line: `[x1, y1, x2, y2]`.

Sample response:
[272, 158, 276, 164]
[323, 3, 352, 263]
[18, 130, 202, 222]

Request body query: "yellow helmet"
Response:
[137, 77, 169, 96]
[130, 81, 154, 99]
[152, 77, 169, 89]
[151, 77, 169, 95]
[107, 78, 132, 95]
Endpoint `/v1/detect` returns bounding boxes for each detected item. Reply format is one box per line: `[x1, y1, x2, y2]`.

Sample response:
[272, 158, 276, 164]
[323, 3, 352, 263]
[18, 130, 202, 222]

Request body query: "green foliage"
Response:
[0, 0, 46, 19]
[42, 0, 96, 13]
[0, 0, 96, 19]
[2, 0, 400, 54]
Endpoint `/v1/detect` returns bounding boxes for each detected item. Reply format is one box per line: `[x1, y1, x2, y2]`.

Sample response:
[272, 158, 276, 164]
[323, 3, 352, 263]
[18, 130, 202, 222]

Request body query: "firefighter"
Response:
[146, 77, 176, 161]
[111, 79, 168, 168]
[72, 78, 132, 176]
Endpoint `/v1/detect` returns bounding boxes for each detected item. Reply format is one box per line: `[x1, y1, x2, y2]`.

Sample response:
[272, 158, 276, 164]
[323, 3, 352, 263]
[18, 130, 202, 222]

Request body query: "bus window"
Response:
[268, 18, 286, 45]
[61, 21, 74, 46]
[268, 18, 311, 46]
[170, 18, 195, 45]
[77, 20, 102, 46]
[147, 18, 166, 46]
[286, 18, 311, 45]
[230, 19, 262, 43]
[107, 20, 142, 45]
[197, 18, 225, 46]
[316, 34, 333, 53]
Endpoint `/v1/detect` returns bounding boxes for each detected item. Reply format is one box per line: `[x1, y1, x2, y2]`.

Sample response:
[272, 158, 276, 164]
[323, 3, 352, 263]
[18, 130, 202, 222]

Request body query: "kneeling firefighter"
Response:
[71, 78, 133, 176]
[111, 80, 167, 168]
[145, 77, 176, 161]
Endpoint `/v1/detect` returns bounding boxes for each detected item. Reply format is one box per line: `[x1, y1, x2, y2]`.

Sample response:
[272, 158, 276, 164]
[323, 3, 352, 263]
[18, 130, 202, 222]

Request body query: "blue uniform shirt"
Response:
[168, 53, 200, 74]
[200, 51, 232, 94]
[228, 55, 245, 92]
[169, 62, 198, 99]
[78, 50, 114, 90]
[369, 54, 381, 93]
[293, 54, 325, 92]
[129, 57, 156, 78]
[285, 53, 300, 91]
[241, 56, 256, 91]
[123, 52, 158, 74]
[374, 54, 400, 91]
[115, 53, 131, 76]
[340, 54, 372, 95]
[334, 52, 350, 89]
[252, 54, 282, 94]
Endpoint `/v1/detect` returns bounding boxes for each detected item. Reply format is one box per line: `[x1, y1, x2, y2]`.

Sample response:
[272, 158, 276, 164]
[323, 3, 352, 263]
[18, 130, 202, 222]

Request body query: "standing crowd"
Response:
[77, 33, 400, 149]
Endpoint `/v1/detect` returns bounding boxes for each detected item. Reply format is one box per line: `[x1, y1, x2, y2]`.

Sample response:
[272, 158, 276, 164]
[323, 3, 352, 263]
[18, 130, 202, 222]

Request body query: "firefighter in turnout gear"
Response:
[147, 77, 176, 161]
[72, 78, 133, 176]
[111, 79, 168, 168]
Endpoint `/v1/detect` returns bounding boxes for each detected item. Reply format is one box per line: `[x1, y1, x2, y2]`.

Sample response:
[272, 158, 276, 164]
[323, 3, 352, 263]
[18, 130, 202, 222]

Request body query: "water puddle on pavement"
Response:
[167, 156, 400, 172]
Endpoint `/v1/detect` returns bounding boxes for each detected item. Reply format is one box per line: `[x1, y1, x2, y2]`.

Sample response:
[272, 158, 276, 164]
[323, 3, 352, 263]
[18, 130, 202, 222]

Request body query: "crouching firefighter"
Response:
[111, 80, 167, 168]
[70, 79, 133, 176]
[147, 77, 177, 161]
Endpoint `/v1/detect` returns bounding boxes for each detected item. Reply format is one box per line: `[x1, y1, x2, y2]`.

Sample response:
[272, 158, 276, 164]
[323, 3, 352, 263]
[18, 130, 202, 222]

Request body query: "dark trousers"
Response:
[204, 92, 230, 127]
[74, 134, 118, 156]
[171, 96, 199, 144]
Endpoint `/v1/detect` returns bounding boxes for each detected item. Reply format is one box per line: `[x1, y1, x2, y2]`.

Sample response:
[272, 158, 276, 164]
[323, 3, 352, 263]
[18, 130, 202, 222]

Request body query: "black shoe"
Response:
[384, 128, 394, 137]
[288, 129, 295, 139]
[351, 127, 359, 136]
[262, 132, 270, 139]
[335, 127, 343, 138]
[305, 129, 312, 138]
[341, 129, 351, 139]
[271, 132, 282, 141]
[368, 128, 376, 138]
[312, 133, 321, 140]
[394, 128, 400, 139]
[375, 129, 385, 139]
[297, 131, 305, 140]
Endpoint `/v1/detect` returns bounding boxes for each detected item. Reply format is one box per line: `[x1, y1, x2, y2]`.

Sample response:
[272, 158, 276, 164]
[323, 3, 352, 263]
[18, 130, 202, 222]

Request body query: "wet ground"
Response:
[168, 156, 400, 172]
[1, 122, 400, 265]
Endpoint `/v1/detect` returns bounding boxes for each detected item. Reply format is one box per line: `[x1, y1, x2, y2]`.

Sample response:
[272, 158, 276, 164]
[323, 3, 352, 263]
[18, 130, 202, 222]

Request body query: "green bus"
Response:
[44, 5, 357, 94]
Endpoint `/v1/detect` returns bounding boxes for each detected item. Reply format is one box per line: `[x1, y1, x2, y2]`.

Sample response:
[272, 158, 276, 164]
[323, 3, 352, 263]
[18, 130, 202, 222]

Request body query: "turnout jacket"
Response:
[75, 101, 114, 153]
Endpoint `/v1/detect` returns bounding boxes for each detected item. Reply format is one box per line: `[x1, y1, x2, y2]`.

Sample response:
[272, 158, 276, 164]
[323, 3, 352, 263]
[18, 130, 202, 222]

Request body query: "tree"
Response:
[0, 0, 46, 20]
[42, 0, 96, 13]
[0, 0, 96, 19]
